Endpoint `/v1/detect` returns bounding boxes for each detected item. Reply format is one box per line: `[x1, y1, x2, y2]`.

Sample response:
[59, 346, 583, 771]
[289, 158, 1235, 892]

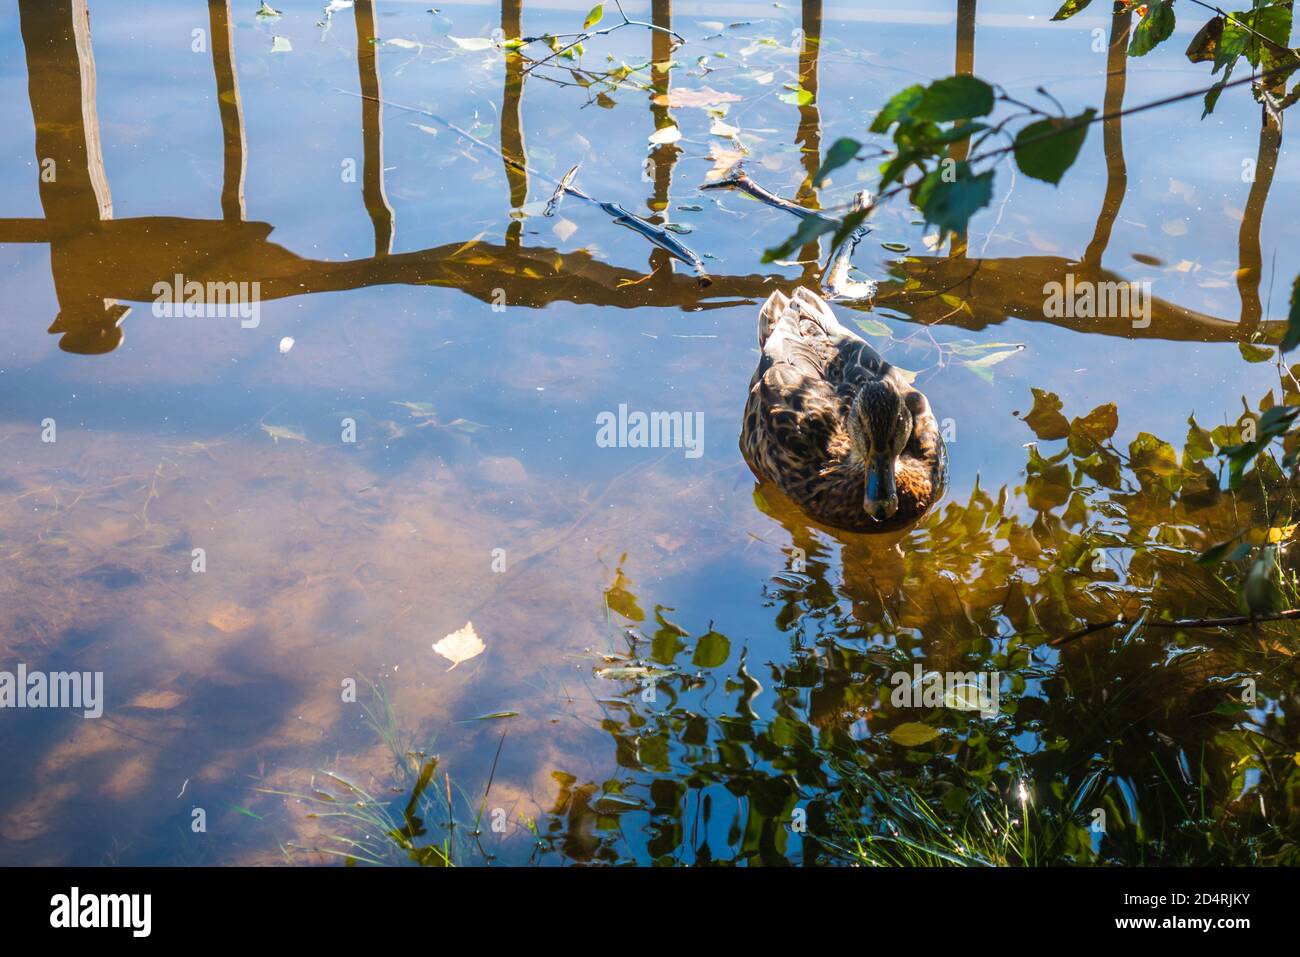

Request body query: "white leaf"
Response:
[323, 0, 353, 16]
[449, 35, 495, 51]
[709, 118, 739, 137]
[552, 218, 578, 242]
[271, 36, 293, 53]
[648, 125, 682, 145]
[386, 38, 422, 50]
[433, 622, 485, 671]
[279, 336, 295, 355]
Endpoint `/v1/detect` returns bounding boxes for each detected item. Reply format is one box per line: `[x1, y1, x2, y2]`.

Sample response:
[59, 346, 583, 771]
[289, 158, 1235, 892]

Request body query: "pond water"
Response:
[1, 0, 1297, 866]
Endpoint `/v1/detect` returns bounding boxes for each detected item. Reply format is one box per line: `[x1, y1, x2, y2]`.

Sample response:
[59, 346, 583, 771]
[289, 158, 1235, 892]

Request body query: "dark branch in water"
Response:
[822, 189, 876, 302]
[702, 167, 874, 299]
[699, 167, 838, 224]
[337, 90, 710, 285]
[1052, 608, 1300, 647]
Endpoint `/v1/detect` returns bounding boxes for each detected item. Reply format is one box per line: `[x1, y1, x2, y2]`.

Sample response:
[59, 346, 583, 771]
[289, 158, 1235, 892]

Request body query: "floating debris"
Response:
[433, 622, 485, 671]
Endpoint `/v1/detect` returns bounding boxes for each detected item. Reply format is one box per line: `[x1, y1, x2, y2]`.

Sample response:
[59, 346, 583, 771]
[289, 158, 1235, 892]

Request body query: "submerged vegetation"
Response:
[7, 0, 1300, 868]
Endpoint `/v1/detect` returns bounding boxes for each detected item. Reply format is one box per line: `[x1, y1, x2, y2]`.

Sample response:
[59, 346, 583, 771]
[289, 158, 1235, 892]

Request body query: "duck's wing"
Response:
[763, 287, 891, 394]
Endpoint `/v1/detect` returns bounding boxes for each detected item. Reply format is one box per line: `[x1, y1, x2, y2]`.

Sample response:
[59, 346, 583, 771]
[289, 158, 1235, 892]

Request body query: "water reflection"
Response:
[5, 0, 1282, 357]
[1, 0, 1297, 866]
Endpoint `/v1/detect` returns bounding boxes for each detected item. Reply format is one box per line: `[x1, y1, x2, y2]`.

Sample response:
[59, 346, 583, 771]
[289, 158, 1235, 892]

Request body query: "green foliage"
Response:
[1013, 109, 1096, 184]
[1130, 0, 1176, 58]
[811, 136, 861, 187]
[547, 387, 1300, 866]
[1051, 0, 1092, 22]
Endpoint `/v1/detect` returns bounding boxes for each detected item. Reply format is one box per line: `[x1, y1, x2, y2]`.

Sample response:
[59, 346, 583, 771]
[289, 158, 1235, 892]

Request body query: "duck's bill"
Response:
[865, 457, 899, 521]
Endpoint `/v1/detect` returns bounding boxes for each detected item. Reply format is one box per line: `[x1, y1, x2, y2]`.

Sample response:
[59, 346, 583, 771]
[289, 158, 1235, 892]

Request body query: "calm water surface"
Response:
[0, 0, 1296, 865]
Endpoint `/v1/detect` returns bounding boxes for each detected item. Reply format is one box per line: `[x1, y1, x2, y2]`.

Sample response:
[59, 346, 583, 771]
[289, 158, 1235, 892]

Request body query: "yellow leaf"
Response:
[889, 722, 940, 747]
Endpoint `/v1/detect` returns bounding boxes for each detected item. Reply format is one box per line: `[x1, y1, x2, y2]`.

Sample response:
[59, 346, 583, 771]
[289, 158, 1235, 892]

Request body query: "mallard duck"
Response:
[740, 287, 947, 533]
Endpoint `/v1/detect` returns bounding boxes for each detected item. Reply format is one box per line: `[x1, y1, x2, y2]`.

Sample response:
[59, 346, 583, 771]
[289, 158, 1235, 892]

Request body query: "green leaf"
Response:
[583, 3, 604, 29]
[869, 84, 925, 133]
[912, 162, 994, 234]
[1013, 109, 1095, 185]
[855, 318, 892, 338]
[1184, 415, 1215, 461]
[1239, 341, 1273, 363]
[1282, 273, 1300, 352]
[911, 75, 995, 123]
[761, 214, 838, 263]
[812, 137, 861, 187]
[1129, 0, 1176, 57]
[778, 83, 814, 106]
[692, 631, 731, 668]
[1244, 549, 1284, 616]
[962, 346, 1023, 382]
[889, 722, 940, 747]
[1051, 0, 1092, 21]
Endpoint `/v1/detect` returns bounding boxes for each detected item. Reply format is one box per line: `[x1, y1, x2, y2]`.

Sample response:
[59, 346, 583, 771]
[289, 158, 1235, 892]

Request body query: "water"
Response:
[0, 0, 1297, 865]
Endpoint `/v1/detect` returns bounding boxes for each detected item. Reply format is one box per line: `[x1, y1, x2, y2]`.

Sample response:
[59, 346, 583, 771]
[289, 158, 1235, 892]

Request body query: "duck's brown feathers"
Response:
[740, 287, 947, 533]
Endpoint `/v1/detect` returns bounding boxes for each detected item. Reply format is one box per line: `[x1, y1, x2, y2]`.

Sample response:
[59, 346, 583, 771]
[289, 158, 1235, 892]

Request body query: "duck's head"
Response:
[847, 379, 913, 522]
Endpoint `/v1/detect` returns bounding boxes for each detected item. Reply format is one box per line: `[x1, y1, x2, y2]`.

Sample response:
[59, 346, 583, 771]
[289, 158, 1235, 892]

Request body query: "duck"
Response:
[740, 287, 947, 534]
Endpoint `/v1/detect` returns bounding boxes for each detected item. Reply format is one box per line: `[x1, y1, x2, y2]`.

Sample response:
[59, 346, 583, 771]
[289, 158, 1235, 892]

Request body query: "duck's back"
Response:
[741, 288, 890, 493]
[740, 288, 946, 533]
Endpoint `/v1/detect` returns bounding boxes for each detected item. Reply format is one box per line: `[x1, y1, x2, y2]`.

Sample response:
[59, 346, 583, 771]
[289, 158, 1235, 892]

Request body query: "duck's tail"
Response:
[757, 287, 849, 348]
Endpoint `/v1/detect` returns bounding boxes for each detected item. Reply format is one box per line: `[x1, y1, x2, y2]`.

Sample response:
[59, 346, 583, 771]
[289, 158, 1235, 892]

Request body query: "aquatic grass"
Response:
[260, 679, 510, 866]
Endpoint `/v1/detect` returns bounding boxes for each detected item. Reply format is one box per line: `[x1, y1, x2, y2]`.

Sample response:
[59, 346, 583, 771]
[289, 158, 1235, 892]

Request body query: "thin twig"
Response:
[1052, 608, 1300, 647]
[336, 89, 710, 283]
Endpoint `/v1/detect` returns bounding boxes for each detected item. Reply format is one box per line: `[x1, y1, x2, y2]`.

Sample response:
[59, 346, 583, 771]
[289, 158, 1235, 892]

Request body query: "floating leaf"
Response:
[279, 336, 295, 355]
[648, 124, 682, 145]
[691, 631, 731, 668]
[855, 318, 892, 338]
[260, 423, 307, 443]
[962, 346, 1023, 382]
[778, 83, 814, 106]
[270, 36, 293, 53]
[448, 35, 495, 51]
[652, 87, 742, 108]
[129, 690, 185, 710]
[433, 622, 485, 670]
[256, 2, 282, 19]
[890, 722, 940, 747]
[462, 710, 519, 721]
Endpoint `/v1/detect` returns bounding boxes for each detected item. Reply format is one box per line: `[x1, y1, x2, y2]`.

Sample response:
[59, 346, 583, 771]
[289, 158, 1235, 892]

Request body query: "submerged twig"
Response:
[1052, 608, 1300, 647]
[702, 166, 876, 298]
[699, 166, 837, 224]
[337, 90, 710, 284]
[822, 189, 876, 302]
